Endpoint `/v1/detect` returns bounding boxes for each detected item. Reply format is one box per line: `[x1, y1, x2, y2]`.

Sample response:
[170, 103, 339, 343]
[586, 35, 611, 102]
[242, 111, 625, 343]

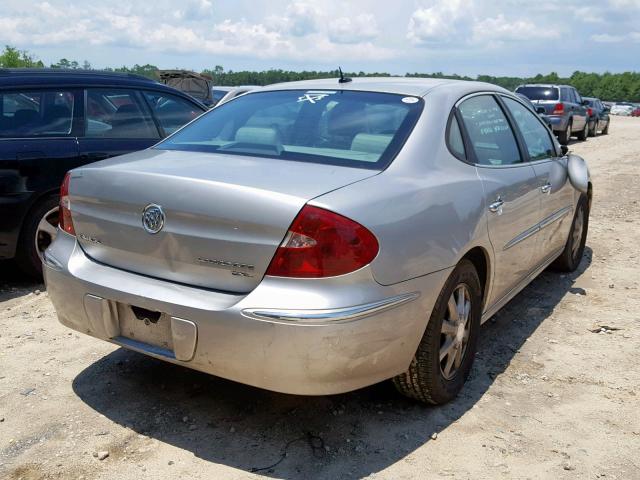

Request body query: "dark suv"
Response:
[0, 69, 206, 277]
[515, 84, 589, 145]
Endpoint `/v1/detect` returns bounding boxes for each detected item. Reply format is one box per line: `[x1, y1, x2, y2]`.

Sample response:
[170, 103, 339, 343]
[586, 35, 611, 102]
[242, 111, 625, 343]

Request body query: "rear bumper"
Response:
[44, 232, 449, 395]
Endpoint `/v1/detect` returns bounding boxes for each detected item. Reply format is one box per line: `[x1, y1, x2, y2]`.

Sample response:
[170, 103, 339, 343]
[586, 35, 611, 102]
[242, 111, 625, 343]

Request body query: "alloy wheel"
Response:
[439, 284, 472, 380]
[35, 206, 59, 262]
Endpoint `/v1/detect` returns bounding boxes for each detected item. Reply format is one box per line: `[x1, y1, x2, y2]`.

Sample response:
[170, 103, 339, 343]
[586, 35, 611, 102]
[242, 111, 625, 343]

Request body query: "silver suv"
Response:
[515, 84, 589, 145]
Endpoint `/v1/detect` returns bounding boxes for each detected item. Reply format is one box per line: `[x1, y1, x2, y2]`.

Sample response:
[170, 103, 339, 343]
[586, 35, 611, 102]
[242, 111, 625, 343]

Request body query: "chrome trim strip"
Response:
[503, 205, 572, 251]
[242, 292, 420, 325]
[539, 206, 572, 230]
[503, 225, 540, 251]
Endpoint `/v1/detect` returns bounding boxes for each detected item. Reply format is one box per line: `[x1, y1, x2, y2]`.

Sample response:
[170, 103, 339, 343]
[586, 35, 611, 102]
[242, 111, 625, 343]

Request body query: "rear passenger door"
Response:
[501, 95, 574, 264]
[77, 88, 160, 164]
[456, 94, 541, 307]
[0, 88, 81, 195]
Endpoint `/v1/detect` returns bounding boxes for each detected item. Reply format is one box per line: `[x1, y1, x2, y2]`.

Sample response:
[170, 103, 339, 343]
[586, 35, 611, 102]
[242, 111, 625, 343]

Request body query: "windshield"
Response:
[156, 89, 423, 169]
[515, 86, 559, 101]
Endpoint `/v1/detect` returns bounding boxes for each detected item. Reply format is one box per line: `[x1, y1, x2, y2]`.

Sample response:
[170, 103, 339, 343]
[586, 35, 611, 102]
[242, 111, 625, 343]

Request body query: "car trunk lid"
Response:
[69, 149, 378, 292]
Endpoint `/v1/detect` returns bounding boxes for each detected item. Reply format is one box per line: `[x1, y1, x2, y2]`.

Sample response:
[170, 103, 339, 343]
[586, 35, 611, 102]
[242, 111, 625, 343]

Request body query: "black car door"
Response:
[77, 88, 161, 164]
[0, 88, 82, 196]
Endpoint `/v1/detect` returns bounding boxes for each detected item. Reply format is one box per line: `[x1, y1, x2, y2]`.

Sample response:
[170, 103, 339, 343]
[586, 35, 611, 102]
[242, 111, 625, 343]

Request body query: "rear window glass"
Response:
[157, 90, 423, 169]
[515, 86, 559, 101]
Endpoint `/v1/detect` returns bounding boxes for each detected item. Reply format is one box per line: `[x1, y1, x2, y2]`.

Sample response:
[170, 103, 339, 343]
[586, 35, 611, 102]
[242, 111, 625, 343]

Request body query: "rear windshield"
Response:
[515, 86, 559, 101]
[156, 90, 423, 169]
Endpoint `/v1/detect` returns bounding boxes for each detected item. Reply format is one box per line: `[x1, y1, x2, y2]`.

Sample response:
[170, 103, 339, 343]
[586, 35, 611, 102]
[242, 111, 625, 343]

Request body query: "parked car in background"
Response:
[611, 103, 635, 116]
[583, 97, 610, 136]
[45, 78, 591, 405]
[515, 84, 589, 145]
[158, 70, 215, 106]
[211, 85, 260, 106]
[516, 92, 553, 129]
[0, 69, 206, 277]
[631, 106, 640, 117]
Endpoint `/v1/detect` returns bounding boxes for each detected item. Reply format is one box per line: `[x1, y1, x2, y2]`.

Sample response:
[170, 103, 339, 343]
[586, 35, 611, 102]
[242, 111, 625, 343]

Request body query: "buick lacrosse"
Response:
[44, 78, 591, 404]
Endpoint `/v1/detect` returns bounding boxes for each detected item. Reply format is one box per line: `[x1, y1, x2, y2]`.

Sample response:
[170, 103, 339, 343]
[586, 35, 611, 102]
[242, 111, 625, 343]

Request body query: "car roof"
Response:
[517, 84, 574, 89]
[259, 76, 508, 97]
[0, 68, 202, 98]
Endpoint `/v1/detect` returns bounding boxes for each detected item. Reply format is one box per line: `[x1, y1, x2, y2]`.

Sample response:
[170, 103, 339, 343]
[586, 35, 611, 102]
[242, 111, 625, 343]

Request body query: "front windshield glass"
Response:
[156, 89, 423, 169]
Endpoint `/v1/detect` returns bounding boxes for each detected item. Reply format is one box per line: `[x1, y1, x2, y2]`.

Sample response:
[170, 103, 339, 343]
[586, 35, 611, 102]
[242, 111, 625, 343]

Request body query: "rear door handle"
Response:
[540, 183, 552, 194]
[489, 197, 504, 214]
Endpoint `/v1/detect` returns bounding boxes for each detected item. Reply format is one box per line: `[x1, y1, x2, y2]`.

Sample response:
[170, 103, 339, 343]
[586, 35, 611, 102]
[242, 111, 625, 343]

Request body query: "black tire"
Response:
[576, 120, 589, 141]
[15, 195, 59, 280]
[558, 121, 572, 145]
[393, 260, 482, 405]
[551, 194, 589, 272]
[602, 120, 609, 135]
[588, 119, 597, 137]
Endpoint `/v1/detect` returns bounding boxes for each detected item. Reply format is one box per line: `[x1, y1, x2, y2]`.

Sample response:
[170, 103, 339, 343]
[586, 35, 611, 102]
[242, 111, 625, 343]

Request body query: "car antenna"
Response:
[338, 67, 352, 84]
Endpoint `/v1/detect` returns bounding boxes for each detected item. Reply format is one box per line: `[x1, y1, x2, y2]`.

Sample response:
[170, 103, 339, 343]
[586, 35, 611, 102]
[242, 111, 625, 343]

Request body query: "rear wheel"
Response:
[576, 120, 589, 141]
[558, 121, 572, 145]
[393, 260, 481, 404]
[588, 119, 597, 137]
[602, 120, 609, 135]
[551, 194, 589, 272]
[15, 196, 59, 279]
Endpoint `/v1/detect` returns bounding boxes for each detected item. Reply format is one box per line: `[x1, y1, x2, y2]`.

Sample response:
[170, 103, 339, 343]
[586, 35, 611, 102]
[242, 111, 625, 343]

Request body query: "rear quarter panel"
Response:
[311, 85, 493, 286]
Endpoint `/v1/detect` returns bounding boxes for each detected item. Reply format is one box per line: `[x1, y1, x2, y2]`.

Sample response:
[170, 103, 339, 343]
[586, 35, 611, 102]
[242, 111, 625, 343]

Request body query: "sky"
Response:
[1, 0, 639, 76]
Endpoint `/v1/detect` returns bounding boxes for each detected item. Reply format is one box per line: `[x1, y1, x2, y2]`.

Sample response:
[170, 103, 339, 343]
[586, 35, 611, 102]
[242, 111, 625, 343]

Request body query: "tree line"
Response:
[1, 45, 639, 102]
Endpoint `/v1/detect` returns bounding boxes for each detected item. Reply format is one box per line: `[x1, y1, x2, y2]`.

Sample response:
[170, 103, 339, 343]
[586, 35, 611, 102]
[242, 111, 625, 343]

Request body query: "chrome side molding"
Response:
[242, 292, 420, 325]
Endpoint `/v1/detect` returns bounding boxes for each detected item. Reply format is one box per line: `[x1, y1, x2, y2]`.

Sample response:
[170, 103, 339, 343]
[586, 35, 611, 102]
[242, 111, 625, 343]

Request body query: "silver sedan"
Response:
[44, 78, 591, 404]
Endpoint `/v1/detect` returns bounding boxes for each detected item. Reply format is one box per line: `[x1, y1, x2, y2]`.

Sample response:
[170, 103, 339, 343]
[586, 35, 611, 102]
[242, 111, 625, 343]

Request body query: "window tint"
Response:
[458, 95, 521, 166]
[158, 90, 423, 169]
[515, 86, 559, 101]
[447, 114, 466, 159]
[503, 97, 555, 161]
[85, 89, 158, 138]
[143, 92, 201, 135]
[0, 90, 74, 137]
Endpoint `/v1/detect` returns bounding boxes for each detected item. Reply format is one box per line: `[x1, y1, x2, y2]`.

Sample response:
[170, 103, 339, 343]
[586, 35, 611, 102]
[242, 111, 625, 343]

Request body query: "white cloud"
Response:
[328, 14, 379, 44]
[407, 0, 469, 44]
[472, 15, 550, 42]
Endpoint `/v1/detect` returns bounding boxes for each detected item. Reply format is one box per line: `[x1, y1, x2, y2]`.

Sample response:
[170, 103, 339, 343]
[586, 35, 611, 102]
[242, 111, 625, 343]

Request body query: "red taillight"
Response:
[265, 205, 379, 278]
[552, 103, 564, 114]
[587, 108, 593, 116]
[59, 172, 75, 236]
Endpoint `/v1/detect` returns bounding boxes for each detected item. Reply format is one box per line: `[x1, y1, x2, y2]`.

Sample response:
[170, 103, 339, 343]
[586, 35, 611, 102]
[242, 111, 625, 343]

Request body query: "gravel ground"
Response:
[1, 116, 639, 480]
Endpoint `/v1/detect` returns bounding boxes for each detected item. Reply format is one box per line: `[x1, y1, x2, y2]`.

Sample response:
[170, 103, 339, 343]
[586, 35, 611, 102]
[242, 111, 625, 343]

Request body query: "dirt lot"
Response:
[1, 116, 639, 480]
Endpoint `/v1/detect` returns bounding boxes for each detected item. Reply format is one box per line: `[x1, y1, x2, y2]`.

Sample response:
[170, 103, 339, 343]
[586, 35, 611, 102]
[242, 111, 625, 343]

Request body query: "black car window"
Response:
[143, 91, 202, 135]
[458, 95, 522, 166]
[0, 90, 74, 138]
[85, 89, 158, 139]
[515, 86, 559, 101]
[503, 97, 555, 161]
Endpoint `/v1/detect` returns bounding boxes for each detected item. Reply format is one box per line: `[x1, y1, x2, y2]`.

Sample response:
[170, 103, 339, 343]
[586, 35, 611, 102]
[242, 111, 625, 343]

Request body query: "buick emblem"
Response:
[142, 204, 165, 234]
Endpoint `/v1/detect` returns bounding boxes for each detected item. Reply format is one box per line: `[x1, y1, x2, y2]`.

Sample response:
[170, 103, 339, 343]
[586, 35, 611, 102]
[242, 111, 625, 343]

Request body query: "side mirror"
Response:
[603, 107, 610, 113]
[561, 145, 569, 156]
[581, 100, 590, 106]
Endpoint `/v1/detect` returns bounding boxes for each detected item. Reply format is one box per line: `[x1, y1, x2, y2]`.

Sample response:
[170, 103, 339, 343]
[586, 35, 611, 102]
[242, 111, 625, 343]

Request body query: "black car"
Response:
[583, 97, 610, 137]
[0, 69, 206, 277]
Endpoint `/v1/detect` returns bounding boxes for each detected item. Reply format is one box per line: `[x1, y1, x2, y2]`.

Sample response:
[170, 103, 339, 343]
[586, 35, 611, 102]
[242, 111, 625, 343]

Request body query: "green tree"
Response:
[0, 45, 44, 68]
